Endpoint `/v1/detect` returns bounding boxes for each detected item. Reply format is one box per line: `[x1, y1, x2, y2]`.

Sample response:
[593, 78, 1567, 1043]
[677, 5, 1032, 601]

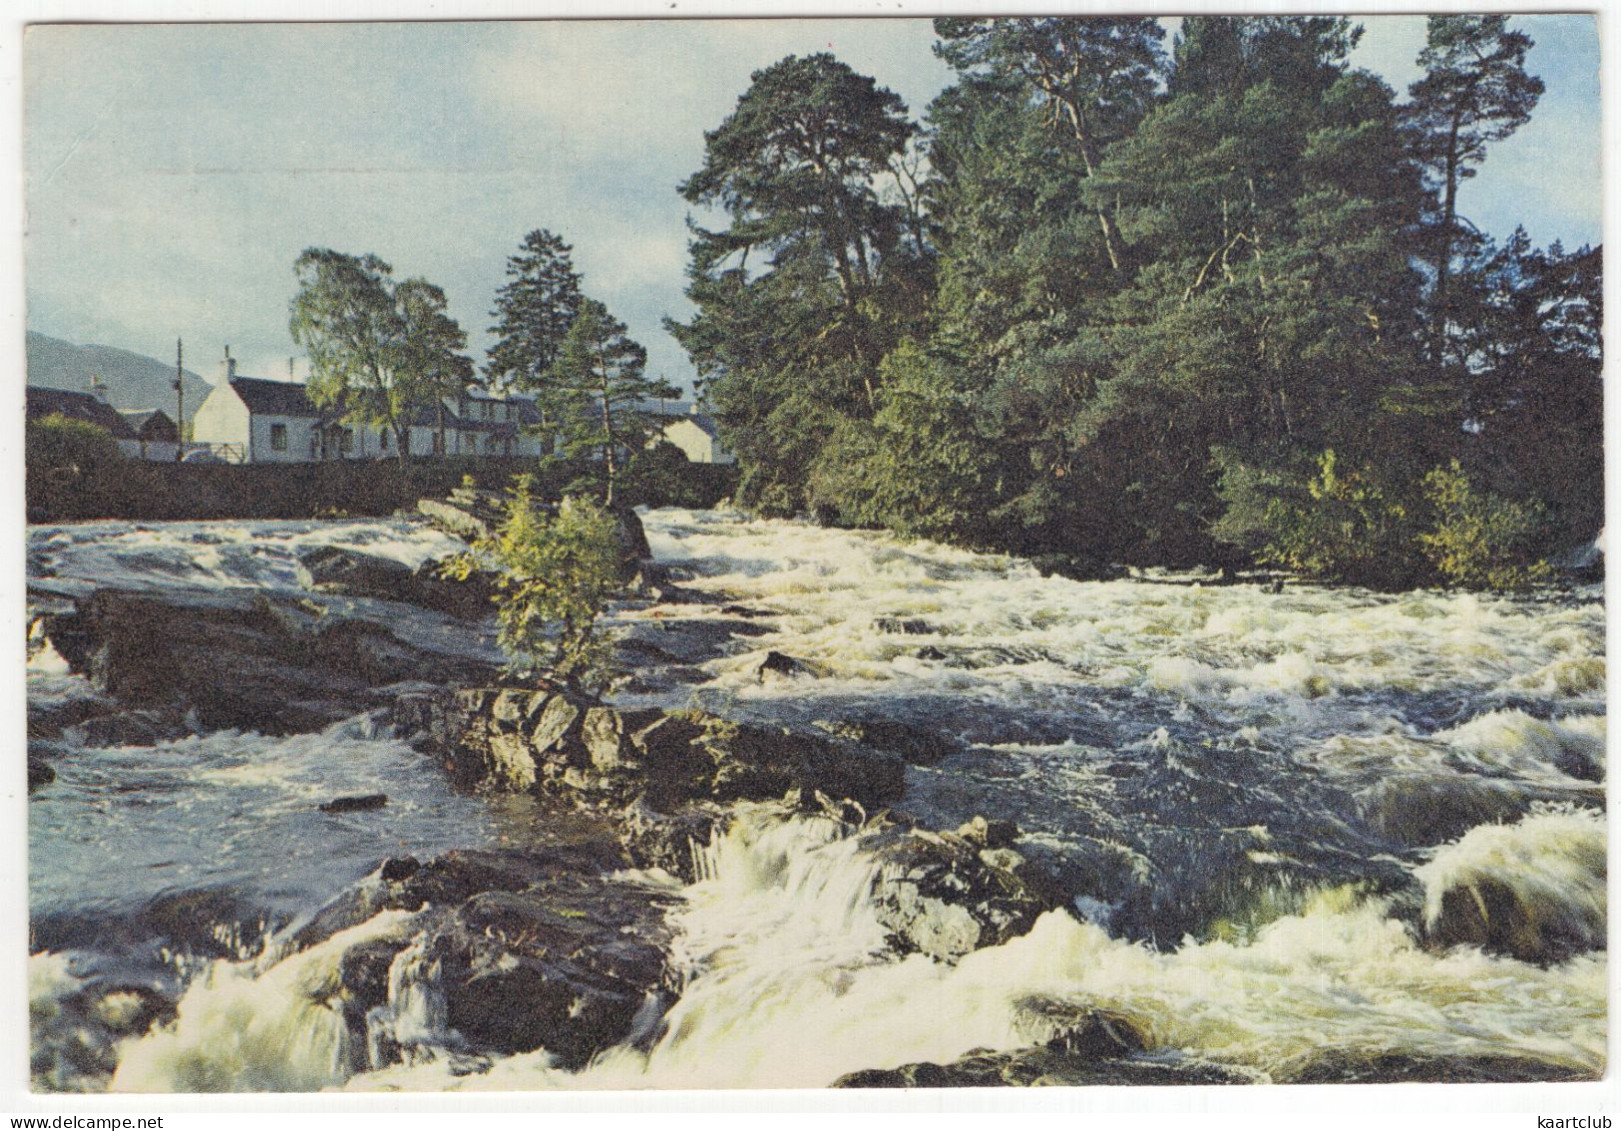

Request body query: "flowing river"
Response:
[26, 509, 1607, 1091]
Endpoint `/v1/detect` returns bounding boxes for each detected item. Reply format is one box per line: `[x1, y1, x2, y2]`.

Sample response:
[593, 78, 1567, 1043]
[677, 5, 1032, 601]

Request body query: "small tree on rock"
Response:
[443, 474, 622, 691]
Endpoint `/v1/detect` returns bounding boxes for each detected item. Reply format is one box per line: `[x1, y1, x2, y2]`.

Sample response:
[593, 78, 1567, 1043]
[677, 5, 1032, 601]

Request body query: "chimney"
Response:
[220, 345, 237, 384]
[288, 357, 295, 380]
[88, 374, 109, 404]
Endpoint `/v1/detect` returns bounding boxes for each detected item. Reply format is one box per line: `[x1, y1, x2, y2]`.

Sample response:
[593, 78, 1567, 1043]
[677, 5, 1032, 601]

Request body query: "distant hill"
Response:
[26, 332, 212, 422]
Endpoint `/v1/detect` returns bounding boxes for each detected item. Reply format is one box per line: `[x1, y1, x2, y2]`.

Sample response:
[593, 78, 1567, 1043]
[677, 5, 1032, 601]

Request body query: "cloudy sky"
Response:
[23, 13, 1601, 394]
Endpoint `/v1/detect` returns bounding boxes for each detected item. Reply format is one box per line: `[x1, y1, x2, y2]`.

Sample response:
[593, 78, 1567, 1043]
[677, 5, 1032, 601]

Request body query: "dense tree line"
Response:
[672, 16, 1601, 589]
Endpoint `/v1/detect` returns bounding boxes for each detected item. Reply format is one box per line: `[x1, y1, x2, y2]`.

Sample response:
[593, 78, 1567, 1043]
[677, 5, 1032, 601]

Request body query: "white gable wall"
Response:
[663, 418, 735, 464]
[191, 383, 250, 451]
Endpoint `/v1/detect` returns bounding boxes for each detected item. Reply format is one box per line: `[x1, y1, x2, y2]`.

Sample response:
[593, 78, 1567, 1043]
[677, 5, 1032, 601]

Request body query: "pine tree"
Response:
[934, 17, 1166, 274]
[671, 53, 919, 511]
[1405, 16, 1544, 364]
[549, 298, 677, 507]
[487, 229, 583, 394]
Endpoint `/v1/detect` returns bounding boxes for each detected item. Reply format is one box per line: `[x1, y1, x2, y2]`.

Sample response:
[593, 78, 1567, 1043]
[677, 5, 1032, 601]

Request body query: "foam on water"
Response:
[639, 511, 1603, 726]
[111, 910, 420, 1092]
[1416, 806, 1607, 959]
[346, 809, 1603, 1091]
[30, 517, 467, 597]
[30, 510, 1609, 1090]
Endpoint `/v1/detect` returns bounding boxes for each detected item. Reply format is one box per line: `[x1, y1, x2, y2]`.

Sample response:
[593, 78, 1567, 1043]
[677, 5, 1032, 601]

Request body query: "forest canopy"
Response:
[669, 16, 1601, 590]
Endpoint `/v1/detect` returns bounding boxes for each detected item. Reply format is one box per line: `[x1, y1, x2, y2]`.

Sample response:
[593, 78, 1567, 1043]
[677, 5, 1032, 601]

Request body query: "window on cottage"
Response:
[270, 423, 288, 451]
[340, 428, 353, 454]
[380, 429, 390, 451]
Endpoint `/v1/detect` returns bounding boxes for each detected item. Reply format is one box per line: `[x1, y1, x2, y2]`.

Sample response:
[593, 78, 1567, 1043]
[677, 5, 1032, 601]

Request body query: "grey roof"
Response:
[118, 409, 179, 440]
[228, 376, 328, 419]
[27, 387, 139, 439]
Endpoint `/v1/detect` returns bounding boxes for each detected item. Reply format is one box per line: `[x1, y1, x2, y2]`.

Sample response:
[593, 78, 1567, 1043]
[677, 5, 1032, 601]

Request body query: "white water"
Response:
[29, 517, 466, 598]
[111, 910, 421, 1092]
[29, 509, 1608, 1090]
[332, 806, 1604, 1091]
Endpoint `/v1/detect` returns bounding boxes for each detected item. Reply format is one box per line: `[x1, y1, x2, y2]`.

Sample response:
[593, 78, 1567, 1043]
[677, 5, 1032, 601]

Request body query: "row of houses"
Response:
[27, 347, 735, 466]
[26, 384, 184, 461]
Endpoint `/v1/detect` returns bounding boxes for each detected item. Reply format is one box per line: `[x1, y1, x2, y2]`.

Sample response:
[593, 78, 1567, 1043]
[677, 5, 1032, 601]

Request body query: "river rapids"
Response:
[26, 509, 1607, 1091]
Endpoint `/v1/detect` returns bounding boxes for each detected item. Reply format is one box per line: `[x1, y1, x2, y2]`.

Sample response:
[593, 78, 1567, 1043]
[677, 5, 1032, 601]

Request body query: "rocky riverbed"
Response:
[26, 506, 1607, 1091]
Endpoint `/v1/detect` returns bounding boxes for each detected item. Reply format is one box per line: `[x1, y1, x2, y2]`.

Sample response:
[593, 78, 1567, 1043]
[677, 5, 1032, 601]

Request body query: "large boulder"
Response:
[326, 844, 678, 1071]
[401, 687, 906, 813]
[617, 797, 730, 883]
[43, 588, 498, 733]
[294, 545, 495, 620]
[832, 1008, 1244, 1087]
[863, 824, 1065, 962]
[294, 545, 416, 603]
[417, 497, 496, 542]
[814, 717, 963, 766]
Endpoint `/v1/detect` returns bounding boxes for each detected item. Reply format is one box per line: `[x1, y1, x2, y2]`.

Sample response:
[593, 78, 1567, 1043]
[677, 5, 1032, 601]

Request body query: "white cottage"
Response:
[661, 413, 735, 465]
[191, 348, 549, 463]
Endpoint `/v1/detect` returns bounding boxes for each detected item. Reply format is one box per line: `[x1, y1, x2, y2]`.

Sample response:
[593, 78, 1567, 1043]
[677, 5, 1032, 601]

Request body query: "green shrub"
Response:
[1419, 461, 1552, 591]
[1215, 448, 1429, 588]
[27, 414, 122, 473]
[806, 341, 998, 542]
[443, 474, 623, 690]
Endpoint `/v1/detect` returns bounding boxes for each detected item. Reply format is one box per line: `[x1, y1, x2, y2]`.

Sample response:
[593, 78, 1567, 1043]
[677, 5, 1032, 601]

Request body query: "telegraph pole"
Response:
[173, 338, 185, 460]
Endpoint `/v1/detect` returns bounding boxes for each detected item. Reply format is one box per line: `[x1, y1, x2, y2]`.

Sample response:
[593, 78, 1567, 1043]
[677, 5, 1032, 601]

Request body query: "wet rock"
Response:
[750, 650, 824, 682]
[1425, 872, 1603, 967]
[864, 828, 1064, 962]
[27, 692, 116, 741]
[28, 756, 55, 791]
[432, 690, 906, 814]
[833, 1015, 1245, 1089]
[874, 617, 933, 635]
[1418, 809, 1605, 966]
[1285, 1050, 1598, 1084]
[693, 714, 905, 811]
[294, 545, 416, 603]
[417, 497, 494, 541]
[957, 815, 1019, 849]
[616, 617, 772, 672]
[1028, 553, 1126, 583]
[815, 718, 961, 766]
[1356, 775, 1574, 849]
[63, 708, 192, 748]
[42, 588, 497, 734]
[617, 798, 729, 883]
[379, 856, 421, 884]
[610, 506, 653, 568]
[528, 693, 583, 755]
[333, 844, 677, 1071]
[30, 980, 176, 1092]
[406, 561, 497, 620]
[319, 793, 388, 813]
[337, 937, 402, 1016]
